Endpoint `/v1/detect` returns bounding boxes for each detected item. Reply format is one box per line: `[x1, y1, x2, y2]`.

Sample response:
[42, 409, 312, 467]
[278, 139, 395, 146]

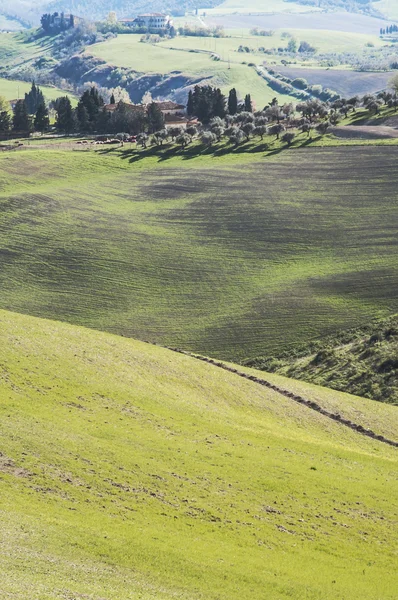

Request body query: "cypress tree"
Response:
[147, 102, 164, 133]
[228, 88, 238, 115]
[24, 82, 45, 115]
[187, 90, 194, 116]
[244, 93, 253, 112]
[0, 110, 11, 132]
[13, 100, 30, 132]
[55, 96, 75, 134]
[214, 88, 226, 118]
[34, 101, 50, 133]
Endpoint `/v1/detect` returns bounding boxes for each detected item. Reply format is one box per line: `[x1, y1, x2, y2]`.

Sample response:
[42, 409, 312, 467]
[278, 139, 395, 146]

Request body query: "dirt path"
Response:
[167, 347, 398, 448]
[332, 125, 398, 139]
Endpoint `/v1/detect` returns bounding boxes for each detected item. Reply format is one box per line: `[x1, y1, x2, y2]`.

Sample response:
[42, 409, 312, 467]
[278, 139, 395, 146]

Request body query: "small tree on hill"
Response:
[201, 131, 217, 147]
[281, 132, 295, 146]
[151, 128, 169, 146]
[268, 123, 285, 139]
[244, 94, 253, 112]
[169, 126, 183, 141]
[253, 124, 267, 140]
[389, 73, 398, 95]
[34, 101, 50, 133]
[228, 88, 238, 115]
[147, 102, 164, 133]
[13, 100, 30, 132]
[24, 82, 45, 115]
[55, 96, 75, 134]
[0, 110, 11, 132]
[186, 125, 197, 138]
[229, 128, 245, 147]
[187, 90, 194, 117]
[316, 121, 330, 136]
[137, 132, 148, 148]
[176, 133, 191, 148]
[242, 122, 254, 140]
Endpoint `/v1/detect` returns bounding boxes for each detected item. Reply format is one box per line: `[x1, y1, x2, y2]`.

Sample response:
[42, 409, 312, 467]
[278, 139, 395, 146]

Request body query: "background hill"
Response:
[2, 0, 397, 26]
[0, 0, 222, 26]
[0, 308, 397, 599]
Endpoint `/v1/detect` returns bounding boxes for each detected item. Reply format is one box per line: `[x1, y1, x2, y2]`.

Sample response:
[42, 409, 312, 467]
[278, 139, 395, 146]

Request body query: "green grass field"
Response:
[89, 34, 293, 107]
[0, 308, 397, 600]
[0, 32, 77, 105]
[0, 77, 76, 103]
[0, 32, 47, 67]
[159, 29, 383, 57]
[89, 29, 383, 106]
[0, 143, 397, 361]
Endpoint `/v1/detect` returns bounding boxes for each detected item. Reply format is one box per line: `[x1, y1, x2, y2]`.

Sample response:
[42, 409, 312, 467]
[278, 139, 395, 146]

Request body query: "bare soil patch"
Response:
[277, 66, 394, 97]
[332, 125, 398, 138]
[0, 453, 31, 477]
[207, 11, 387, 33]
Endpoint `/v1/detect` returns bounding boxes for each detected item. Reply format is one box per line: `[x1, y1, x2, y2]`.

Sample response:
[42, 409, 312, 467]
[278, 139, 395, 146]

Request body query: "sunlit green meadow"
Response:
[0, 309, 397, 599]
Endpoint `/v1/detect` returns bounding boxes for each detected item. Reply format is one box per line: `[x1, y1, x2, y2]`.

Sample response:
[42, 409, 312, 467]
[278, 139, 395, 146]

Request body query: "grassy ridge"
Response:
[247, 314, 398, 404]
[0, 145, 397, 360]
[0, 309, 397, 599]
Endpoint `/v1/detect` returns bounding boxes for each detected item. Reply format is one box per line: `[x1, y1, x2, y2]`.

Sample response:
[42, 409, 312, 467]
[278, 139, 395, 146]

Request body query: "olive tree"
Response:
[176, 133, 191, 148]
[201, 131, 217, 147]
[253, 125, 267, 140]
[229, 129, 245, 147]
[281, 132, 295, 146]
[268, 123, 285, 139]
[388, 73, 398, 95]
[241, 122, 255, 140]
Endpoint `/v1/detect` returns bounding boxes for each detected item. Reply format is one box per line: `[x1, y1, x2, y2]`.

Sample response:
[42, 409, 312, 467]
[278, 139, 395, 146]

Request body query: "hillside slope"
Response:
[0, 146, 397, 361]
[0, 309, 397, 600]
[247, 314, 398, 404]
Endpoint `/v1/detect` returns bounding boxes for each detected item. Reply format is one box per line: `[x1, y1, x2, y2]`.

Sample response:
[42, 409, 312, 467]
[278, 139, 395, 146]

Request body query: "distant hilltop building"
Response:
[119, 13, 173, 31]
[52, 13, 82, 28]
[40, 12, 83, 32]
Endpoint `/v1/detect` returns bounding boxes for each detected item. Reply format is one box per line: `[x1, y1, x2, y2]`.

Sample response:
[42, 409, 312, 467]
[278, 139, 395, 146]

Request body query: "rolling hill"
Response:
[0, 144, 397, 362]
[0, 308, 397, 599]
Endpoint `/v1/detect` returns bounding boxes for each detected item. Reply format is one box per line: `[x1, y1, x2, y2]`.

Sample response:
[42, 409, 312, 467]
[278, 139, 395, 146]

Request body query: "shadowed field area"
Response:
[0, 309, 397, 600]
[0, 146, 397, 360]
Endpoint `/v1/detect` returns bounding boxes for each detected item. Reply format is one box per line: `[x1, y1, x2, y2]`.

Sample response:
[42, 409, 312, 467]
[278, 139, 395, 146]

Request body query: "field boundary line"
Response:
[165, 347, 398, 448]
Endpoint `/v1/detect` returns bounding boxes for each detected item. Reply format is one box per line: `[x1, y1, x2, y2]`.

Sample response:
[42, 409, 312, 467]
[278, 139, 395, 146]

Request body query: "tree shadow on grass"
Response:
[97, 135, 320, 165]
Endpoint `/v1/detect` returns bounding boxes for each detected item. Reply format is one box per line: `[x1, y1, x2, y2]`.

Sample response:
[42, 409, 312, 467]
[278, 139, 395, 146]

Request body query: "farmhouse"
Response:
[103, 102, 146, 116]
[119, 13, 173, 30]
[52, 14, 83, 28]
[103, 99, 198, 128]
[165, 115, 199, 129]
[156, 101, 185, 117]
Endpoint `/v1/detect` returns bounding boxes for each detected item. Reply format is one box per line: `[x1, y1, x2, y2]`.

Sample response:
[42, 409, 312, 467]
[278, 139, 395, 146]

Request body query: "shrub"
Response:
[291, 77, 308, 90]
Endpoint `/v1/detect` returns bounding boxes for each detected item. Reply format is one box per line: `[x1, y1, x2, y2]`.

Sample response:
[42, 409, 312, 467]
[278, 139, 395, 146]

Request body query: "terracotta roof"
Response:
[156, 101, 185, 111]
